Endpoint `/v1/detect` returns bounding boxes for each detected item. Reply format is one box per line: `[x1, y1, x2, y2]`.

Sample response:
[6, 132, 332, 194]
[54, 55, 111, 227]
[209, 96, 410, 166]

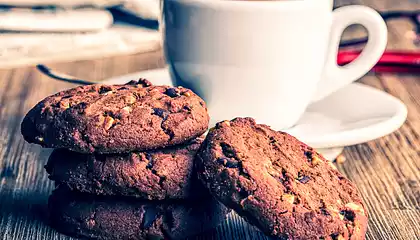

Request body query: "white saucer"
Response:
[104, 67, 408, 160]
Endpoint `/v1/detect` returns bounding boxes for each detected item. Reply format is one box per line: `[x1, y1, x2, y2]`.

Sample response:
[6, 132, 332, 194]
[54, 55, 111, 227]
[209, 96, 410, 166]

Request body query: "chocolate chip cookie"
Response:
[21, 79, 209, 153]
[48, 187, 230, 240]
[45, 138, 204, 200]
[197, 118, 368, 240]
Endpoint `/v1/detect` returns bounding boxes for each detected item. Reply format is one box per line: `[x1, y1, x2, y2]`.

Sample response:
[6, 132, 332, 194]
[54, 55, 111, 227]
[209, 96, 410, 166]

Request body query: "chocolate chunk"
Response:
[165, 88, 180, 97]
[297, 174, 311, 184]
[220, 143, 236, 158]
[340, 210, 355, 222]
[153, 108, 169, 119]
[99, 86, 113, 94]
[320, 208, 330, 216]
[217, 157, 239, 168]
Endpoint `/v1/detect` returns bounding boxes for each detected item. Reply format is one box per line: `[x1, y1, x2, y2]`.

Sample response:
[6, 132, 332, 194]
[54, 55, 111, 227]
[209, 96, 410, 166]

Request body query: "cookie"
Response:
[197, 118, 368, 240]
[45, 138, 204, 200]
[48, 187, 230, 240]
[21, 79, 209, 153]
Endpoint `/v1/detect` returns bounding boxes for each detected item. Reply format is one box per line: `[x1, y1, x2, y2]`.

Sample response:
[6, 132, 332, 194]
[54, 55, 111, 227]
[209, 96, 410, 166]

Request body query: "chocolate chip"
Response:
[297, 171, 311, 184]
[126, 79, 152, 87]
[340, 210, 355, 221]
[158, 176, 166, 185]
[281, 169, 288, 181]
[137, 78, 152, 87]
[73, 102, 88, 114]
[330, 233, 340, 240]
[153, 108, 169, 119]
[99, 86, 112, 94]
[183, 105, 192, 112]
[297, 175, 311, 184]
[146, 153, 154, 169]
[220, 143, 236, 158]
[165, 88, 180, 97]
[305, 151, 313, 161]
[269, 136, 276, 144]
[238, 188, 250, 199]
[142, 206, 159, 228]
[320, 208, 330, 216]
[126, 80, 138, 85]
[217, 157, 239, 168]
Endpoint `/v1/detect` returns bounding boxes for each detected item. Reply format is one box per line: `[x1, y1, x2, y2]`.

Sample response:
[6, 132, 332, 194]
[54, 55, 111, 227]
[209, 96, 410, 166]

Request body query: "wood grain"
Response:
[1, 0, 420, 240]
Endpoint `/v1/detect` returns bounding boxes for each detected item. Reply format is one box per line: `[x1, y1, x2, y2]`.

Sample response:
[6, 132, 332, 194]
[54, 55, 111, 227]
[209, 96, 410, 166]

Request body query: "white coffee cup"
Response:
[160, 0, 387, 130]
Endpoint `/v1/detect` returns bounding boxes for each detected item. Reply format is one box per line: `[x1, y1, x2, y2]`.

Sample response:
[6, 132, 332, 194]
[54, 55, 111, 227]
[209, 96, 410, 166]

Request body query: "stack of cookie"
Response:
[21, 79, 229, 240]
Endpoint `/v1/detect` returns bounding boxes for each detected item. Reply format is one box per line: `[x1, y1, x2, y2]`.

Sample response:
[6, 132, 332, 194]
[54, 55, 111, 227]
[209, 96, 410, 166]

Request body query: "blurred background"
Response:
[0, 0, 161, 68]
[0, 0, 419, 71]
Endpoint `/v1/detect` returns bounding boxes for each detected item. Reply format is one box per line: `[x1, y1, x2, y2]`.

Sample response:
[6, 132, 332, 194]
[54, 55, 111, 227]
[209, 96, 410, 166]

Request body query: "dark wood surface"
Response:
[1, 0, 419, 239]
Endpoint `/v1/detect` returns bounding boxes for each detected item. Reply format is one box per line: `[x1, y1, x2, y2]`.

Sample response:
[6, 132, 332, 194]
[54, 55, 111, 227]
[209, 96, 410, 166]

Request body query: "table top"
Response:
[1, 0, 419, 240]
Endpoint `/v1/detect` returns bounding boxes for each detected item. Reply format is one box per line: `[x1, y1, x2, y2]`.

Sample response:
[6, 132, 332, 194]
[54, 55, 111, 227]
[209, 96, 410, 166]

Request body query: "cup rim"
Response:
[169, 0, 317, 10]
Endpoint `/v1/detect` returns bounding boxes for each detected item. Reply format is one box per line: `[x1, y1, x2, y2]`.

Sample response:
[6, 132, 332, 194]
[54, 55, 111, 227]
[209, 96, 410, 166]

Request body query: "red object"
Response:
[337, 50, 420, 73]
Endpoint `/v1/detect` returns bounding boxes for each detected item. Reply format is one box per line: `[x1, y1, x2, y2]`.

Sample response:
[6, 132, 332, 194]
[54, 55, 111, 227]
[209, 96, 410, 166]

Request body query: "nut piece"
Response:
[121, 106, 132, 114]
[216, 121, 231, 129]
[311, 155, 323, 165]
[183, 91, 191, 97]
[328, 205, 340, 214]
[282, 194, 295, 204]
[59, 101, 70, 109]
[102, 91, 113, 95]
[222, 121, 231, 127]
[104, 116, 115, 130]
[125, 95, 136, 104]
[335, 154, 346, 164]
[345, 202, 365, 214]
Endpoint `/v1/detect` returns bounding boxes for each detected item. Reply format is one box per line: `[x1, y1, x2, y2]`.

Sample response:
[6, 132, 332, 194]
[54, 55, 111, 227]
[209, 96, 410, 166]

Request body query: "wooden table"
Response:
[0, 0, 419, 239]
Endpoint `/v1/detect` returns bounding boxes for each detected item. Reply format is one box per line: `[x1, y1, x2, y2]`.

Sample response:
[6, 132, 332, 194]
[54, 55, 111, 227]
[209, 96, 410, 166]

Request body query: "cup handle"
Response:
[311, 5, 387, 102]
